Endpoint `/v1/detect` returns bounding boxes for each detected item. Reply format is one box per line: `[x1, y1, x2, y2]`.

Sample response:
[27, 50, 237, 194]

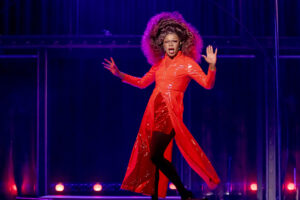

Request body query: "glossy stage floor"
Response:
[16, 196, 182, 200]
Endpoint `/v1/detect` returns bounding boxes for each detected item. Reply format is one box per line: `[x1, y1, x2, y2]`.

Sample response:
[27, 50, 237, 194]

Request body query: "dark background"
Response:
[0, 0, 299, 198]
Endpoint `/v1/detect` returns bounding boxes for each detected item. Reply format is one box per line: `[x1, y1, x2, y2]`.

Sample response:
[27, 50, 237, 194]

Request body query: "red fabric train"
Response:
[120, 51, 220, 198]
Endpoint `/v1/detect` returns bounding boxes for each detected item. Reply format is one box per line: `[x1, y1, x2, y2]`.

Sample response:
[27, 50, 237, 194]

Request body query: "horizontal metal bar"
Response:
[0, 34, 142, 39]
[218, 55, 256, 58]
[278, 55, 300, 59]
[0, 35, 299, 50]
[0, 44, 141, 49]
[1, 54, 299, 60]
[0, 55, 38, 59]
[217, 55, 300, 59]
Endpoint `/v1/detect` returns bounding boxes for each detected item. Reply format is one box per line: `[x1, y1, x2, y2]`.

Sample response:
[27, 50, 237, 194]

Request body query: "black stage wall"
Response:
[0, 0, 299, 199]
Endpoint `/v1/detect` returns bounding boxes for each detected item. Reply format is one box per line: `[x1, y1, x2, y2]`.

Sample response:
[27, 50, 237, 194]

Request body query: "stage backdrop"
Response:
[0, 0, 299, 198]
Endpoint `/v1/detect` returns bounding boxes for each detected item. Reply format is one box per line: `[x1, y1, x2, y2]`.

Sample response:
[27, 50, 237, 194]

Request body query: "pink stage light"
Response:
[55, 183, 64, 192]
[286, 183, 296, 191]
[93, 183, 103, 192]
[7, 183, 18, 196]
[12, 184, 17, 193]
[169, 183, 176, 190]
[250, 183, 257, 191]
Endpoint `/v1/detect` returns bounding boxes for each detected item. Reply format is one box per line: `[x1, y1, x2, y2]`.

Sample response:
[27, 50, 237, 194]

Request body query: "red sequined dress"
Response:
[120, 52, 220, 198]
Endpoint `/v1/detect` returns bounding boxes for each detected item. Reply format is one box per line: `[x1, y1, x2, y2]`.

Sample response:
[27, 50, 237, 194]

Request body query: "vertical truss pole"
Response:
[266, 0, 281, 199]
[274, 0, 282, 198]
[37, 49, 48, 196]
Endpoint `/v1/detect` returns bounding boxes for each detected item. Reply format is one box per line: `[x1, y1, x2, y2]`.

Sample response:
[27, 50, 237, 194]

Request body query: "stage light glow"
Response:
[93, 183, 103, 192]
[55, 183, 64, 192]
[250, 183, 257, 191]
[7, 184, 18, 195]
[286, 183, 296, 191]
[169, 183, 176, 190]
[12, 184, 17, 192]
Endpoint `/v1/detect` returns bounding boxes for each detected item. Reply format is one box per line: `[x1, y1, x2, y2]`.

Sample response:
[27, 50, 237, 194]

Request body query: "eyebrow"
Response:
[164, 39, 178, 42]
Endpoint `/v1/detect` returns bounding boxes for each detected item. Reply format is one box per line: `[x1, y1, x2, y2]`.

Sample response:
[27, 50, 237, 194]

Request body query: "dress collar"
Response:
[164, 51, 183, 62]
[164, 51, 183, 68]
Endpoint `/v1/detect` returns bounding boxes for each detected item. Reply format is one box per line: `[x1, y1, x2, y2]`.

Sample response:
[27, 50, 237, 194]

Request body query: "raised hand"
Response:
[102, 57, 122, 78]
[201, 45, 218, 66]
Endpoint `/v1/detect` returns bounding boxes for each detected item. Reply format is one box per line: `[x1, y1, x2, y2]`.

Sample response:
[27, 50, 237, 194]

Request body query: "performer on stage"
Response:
[103, 12, 220, 200]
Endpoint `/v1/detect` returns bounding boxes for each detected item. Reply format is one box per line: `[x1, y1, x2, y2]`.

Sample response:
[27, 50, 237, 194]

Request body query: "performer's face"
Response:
[163, 33, 181, 59]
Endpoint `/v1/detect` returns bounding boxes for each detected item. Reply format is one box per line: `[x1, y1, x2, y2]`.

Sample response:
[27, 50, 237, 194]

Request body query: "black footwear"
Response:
[151, 195, 158, 200]
[181, 190, 194, 200]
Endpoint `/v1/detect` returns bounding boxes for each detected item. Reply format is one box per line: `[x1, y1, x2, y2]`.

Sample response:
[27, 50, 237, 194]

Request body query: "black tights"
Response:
[150, 130, 190, 199]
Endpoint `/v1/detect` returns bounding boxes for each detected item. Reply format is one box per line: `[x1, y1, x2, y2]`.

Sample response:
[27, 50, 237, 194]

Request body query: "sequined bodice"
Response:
[155, 55, 192, 93]
[122, 51, 216, 92]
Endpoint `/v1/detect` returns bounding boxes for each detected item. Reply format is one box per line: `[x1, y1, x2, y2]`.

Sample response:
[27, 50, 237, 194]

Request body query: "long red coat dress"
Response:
[120, 52, 220, 198]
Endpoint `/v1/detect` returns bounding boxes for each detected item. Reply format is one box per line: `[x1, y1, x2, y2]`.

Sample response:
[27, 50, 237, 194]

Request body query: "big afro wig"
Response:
[141, 12, 203, 65]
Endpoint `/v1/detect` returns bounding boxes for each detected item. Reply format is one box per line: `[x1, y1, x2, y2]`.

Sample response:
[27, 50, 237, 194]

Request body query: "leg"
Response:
[151, 166, 159, 200]
[150, 130, 192, 199]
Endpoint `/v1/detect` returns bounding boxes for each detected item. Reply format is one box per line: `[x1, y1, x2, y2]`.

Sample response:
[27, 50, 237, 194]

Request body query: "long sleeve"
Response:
[187, 62, 216, 90]
[121, 65, 157, 89]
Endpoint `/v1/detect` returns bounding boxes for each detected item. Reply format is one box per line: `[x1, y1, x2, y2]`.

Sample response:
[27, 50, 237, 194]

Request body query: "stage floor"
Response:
[16, 196, 181, 200]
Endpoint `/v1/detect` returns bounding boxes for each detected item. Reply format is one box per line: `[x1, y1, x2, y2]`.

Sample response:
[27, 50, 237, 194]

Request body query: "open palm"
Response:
[202, 45, 218, 65]
[102, 57, 121, 78]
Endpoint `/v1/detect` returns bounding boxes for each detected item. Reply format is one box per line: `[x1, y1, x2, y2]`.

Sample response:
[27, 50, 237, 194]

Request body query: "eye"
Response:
[164, 40, 178, 44]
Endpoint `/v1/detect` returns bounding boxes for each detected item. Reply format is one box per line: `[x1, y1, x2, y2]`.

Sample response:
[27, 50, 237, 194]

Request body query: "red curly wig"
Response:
[141, 11, 203, 65]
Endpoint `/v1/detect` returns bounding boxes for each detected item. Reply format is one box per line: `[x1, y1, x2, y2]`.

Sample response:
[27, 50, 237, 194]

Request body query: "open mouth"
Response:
[168, 48, 175, 54]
